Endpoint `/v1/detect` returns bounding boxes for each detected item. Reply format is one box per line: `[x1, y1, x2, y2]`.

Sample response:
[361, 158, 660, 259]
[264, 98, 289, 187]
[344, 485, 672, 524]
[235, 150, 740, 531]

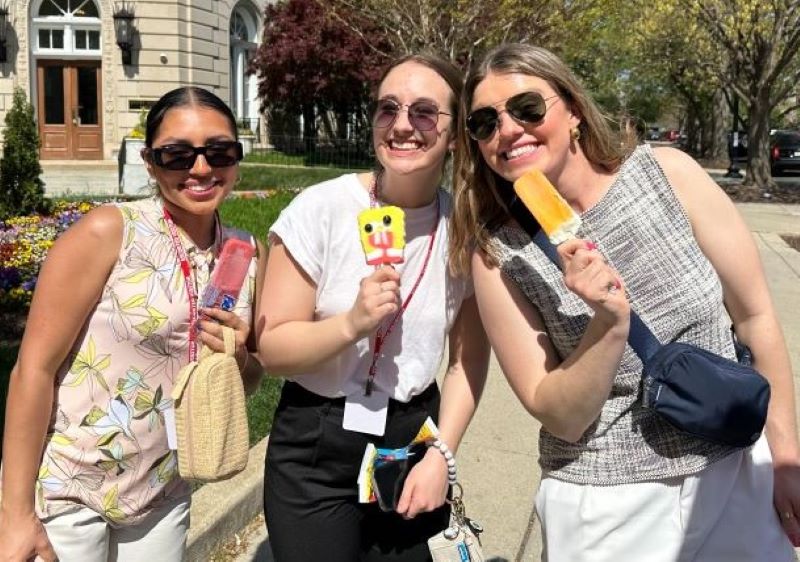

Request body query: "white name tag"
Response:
[164, 406, 178, 450]
[343, 390, 389, 436]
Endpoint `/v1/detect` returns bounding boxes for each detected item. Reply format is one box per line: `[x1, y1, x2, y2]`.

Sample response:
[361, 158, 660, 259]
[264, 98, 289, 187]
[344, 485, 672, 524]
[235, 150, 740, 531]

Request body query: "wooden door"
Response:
[37, 61, 103, 160]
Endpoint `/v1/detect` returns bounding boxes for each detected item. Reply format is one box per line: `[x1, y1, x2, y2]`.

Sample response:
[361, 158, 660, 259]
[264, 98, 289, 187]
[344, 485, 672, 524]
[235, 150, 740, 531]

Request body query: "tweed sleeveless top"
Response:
[32, 197, 256, 525]
[492, 145, 738, 485]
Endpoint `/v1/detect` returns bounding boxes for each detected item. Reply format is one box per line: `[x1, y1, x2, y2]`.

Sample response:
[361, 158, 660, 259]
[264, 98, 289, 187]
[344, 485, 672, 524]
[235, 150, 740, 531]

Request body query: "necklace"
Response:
[363, 174, 441, 395]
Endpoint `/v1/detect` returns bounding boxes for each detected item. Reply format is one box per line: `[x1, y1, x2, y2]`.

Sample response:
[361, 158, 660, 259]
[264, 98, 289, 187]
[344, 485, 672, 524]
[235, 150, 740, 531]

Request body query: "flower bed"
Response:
[0, 201, 97, 310]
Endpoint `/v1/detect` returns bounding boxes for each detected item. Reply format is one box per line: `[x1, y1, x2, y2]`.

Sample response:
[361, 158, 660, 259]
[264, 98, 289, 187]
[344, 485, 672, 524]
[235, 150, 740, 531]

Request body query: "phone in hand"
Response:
[372, 442, 427, 512]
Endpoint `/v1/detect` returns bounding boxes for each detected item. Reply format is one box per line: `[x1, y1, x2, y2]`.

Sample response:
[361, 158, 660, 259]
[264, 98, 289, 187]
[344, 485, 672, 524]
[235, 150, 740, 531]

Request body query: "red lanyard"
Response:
[162, 207, 220, 363]
[364, 179, 440, 395]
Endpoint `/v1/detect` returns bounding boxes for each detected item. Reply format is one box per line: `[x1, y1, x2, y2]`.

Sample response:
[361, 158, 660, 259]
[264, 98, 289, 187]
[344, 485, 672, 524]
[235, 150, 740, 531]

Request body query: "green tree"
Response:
[321, 0, 592, 65]
[628, 0, 728, 160]
[0, 89, 47, 220]
[678, 0, 800, 190]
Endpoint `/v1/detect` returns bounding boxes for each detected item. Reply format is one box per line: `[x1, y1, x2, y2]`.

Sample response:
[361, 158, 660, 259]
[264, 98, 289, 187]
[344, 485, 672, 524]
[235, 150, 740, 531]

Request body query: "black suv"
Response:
[770, 130, 800, 176]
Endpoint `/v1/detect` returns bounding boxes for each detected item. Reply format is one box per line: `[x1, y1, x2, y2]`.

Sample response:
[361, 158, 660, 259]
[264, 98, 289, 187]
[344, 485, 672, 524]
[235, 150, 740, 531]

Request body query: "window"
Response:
[74, 29, 100, 51]
[38, 29, 65, 49]
[38, 0, 99, 18]
[230, 3, 259, 131]
[32, 0, 101, 57]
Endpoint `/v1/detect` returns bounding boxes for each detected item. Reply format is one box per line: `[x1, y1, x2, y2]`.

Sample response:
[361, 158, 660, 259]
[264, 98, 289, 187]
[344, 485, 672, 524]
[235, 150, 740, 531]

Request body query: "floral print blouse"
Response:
[32, 197, 256, 526]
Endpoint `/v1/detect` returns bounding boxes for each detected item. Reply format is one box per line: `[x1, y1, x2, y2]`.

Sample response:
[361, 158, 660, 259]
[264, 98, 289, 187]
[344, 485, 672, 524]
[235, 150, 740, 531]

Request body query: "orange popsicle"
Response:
[513, 170, 581, 244]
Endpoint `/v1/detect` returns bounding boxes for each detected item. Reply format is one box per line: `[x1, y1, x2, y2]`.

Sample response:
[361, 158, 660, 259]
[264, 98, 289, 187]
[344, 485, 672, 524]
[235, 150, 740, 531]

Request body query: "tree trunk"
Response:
[684, 103, 700, 156]
[709, 91, 728, 164]
[744, 93, 776, 191]
[302, 104, 317, 153]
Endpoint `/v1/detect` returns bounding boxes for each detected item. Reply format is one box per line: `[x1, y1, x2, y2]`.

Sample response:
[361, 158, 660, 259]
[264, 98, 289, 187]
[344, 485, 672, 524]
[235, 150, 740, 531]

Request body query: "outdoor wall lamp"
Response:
[0, 4, 10, 64]
[113, 3, 135, 65]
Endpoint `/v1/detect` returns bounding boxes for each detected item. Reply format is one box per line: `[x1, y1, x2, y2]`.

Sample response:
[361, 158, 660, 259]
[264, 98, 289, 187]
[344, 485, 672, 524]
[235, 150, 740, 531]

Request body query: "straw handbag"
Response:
[171, 326, 249, 482]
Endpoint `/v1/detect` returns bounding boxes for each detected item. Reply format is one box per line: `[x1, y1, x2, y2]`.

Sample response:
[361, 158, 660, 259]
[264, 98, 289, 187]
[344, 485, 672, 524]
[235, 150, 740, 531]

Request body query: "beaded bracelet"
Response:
[431, 438, 457, 486]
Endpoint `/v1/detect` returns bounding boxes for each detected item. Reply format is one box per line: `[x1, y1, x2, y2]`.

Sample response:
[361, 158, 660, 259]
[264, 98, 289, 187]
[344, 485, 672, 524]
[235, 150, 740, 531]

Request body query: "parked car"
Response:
[662, 129, 680, 142]
[646, 127, 661, 141]
[770, 130, 800, 176]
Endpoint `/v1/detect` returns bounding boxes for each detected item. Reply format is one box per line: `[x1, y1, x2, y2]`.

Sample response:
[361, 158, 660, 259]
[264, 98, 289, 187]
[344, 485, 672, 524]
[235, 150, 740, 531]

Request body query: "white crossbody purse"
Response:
[428, 483, 485, 562]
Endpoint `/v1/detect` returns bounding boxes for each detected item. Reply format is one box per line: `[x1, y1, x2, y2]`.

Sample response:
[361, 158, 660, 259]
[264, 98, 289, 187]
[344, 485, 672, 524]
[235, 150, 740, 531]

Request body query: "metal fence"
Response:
[247, 135, 373, 169]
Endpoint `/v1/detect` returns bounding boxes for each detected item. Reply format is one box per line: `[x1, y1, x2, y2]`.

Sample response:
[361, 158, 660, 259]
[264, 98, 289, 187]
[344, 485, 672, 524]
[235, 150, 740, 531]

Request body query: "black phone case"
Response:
[372, 443, 427, 512]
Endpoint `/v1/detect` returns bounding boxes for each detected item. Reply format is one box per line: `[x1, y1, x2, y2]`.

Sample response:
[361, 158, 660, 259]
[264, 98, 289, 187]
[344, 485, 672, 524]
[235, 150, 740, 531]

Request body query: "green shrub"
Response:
[0, 89, 48, 221]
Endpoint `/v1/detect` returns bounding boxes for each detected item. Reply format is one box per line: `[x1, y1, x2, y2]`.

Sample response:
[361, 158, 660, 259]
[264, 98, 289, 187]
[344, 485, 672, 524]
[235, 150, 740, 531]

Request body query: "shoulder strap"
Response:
[508, 196, 661, 362]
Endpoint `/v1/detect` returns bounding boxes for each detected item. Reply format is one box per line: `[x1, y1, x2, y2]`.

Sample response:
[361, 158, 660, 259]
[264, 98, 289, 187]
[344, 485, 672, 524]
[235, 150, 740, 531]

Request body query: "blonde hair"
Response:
[449, 44, 634, 276]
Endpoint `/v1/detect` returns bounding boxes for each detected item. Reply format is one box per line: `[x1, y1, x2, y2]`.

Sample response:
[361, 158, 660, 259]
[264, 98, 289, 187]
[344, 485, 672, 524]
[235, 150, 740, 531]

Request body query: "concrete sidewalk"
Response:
[189, 203, 800, 561]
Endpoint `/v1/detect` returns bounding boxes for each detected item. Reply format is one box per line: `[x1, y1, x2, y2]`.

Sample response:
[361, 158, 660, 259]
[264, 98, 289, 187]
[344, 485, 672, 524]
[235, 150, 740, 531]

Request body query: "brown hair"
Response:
[449, 43, 634, 276]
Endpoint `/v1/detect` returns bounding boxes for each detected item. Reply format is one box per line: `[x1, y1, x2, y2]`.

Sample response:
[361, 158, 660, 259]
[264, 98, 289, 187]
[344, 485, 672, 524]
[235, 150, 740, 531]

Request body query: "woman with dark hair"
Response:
[0, 86, 265, 561]
[450, 43, 799, 560]
[258, 53, 490, 561]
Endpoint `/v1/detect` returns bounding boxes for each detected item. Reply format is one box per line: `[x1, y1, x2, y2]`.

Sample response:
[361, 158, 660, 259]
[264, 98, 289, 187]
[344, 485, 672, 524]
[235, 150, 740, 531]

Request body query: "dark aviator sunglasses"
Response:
[146, 141, 244, 171]
[466, 91, 560, 141]
[372, 99, 450, 132]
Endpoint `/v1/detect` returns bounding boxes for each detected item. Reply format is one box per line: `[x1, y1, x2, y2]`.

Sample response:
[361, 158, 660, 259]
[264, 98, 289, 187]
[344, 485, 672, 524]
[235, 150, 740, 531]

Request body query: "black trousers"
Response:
[264, 382, 450, 562]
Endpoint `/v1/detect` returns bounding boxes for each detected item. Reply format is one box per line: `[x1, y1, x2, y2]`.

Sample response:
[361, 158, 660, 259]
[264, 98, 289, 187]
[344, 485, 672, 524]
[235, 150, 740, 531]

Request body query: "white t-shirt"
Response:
[269, 173, 471, 401]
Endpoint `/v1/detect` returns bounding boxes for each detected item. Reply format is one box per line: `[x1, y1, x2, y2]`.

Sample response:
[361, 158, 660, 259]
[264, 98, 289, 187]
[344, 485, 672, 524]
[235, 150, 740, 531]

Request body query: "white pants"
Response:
[41, 497, 190, 562]
[536, 436, 796, 562]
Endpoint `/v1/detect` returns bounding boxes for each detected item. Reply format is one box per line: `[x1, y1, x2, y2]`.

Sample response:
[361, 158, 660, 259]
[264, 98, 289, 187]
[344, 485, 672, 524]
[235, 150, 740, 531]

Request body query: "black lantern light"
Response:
[113, 3, 135, 65]
[0, 3, 10, 64]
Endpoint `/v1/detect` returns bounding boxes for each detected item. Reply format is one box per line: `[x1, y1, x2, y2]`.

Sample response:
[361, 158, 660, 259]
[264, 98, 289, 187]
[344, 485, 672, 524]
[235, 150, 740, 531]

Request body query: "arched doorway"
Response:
[32, 0, 103, 160]
[229, 2, 259, 135]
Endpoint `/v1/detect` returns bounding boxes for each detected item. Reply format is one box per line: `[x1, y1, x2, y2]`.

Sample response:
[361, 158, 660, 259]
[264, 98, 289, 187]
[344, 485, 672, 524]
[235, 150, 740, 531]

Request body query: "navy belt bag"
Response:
[518, 207, 771, 448]
[629, 312, 770, 447]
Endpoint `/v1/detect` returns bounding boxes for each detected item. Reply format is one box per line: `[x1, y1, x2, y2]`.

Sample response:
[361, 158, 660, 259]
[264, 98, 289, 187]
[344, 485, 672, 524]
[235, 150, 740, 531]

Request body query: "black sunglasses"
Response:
[466, 91, 560, 141]
[147, 141, 244, 171]
[372, 98, 450, 132]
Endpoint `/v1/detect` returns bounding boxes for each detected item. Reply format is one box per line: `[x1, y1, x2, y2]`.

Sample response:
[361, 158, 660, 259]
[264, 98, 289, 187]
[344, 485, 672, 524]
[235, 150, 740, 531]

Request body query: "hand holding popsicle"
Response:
[558, 239, 629, 323]
[513, 170, 628, 320]
[345, 266, 401, 340]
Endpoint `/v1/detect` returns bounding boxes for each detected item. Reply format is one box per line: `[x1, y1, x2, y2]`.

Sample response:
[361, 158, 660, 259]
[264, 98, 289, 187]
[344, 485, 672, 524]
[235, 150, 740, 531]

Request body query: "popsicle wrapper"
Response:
[513, 170, 581, 244]
[357, 206, 406, 266]
[200, 238, 254, 311]
[357, 417, 439, 503]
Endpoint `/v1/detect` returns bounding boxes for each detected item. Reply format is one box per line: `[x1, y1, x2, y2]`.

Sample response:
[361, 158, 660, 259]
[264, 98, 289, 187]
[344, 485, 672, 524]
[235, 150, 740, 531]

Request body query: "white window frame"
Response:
[229, 3, 259, 130]
[31, 0, 102, 59]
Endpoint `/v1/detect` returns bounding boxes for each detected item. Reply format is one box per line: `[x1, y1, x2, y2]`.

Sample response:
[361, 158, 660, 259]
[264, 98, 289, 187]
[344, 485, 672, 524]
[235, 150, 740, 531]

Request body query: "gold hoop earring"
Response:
[570, 126, 581, 141]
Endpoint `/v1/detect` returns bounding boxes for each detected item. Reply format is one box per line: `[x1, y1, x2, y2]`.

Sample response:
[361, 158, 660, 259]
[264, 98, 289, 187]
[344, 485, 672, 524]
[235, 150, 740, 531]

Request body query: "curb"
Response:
[186, 437, 268, 562]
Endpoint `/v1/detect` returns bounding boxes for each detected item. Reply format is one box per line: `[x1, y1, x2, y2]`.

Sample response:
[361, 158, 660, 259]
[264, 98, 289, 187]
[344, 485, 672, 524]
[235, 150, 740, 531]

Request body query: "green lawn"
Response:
[243, 147, 372, 170]
[0, 189, 304, 461]
[238, 164, 365, 192]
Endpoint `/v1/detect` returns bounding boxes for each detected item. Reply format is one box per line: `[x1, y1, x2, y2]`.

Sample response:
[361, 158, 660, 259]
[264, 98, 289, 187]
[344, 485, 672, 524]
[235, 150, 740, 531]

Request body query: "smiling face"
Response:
[372, 61, 455, 182]
[471, 71, 581, 184]
[144, 106, 239, 219]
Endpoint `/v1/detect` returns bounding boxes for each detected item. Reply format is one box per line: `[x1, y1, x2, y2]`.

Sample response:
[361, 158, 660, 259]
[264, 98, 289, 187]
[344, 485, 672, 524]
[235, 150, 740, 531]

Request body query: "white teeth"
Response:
[505, 144, 538, 160]
[390, 141, 422, 150]
[185, 182, 217, 192]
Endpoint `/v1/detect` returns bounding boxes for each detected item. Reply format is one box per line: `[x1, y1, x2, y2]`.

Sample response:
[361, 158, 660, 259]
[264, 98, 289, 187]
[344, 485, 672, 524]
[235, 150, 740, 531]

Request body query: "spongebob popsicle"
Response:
[357, 206, 406, 266]
[513, 169, 581, 244]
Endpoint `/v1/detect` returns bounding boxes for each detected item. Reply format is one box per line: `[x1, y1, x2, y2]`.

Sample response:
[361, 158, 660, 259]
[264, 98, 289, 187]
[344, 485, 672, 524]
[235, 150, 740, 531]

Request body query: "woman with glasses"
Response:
[258, 53, 489, 561]
[449, 43, 799, 560]
[0, 86, 265, 562]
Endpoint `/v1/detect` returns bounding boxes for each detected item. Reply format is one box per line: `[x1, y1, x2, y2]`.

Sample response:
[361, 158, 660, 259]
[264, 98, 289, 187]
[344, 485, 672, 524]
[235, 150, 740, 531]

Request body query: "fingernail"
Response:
[614, 279, 621, 290]
[586, 241, 597, 251]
